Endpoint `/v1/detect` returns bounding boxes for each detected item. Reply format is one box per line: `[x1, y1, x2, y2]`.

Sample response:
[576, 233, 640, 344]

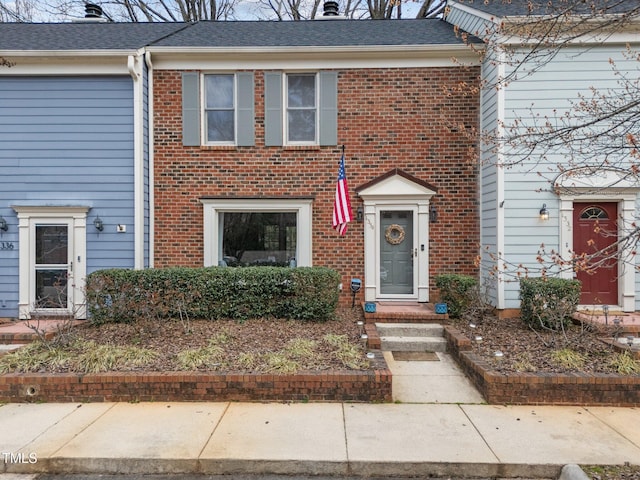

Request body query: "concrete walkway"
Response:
[1, 401, 639, 478]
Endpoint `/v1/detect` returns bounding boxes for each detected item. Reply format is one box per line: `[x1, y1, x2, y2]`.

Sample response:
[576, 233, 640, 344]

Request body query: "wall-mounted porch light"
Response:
[429, 205, 437, 223]
[93, 216, 104, 232]
[539, 204, 550, 221]
[0, 216, 7, 232]
[356, 206, 363, 222]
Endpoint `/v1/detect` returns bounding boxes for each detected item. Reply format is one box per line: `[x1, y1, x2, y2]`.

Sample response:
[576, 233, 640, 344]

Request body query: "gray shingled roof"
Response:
[149, 19, 476, 48]
[452, 0, 637, 17]
[0, 22, 189, 51]
[0, 18, 476, 52]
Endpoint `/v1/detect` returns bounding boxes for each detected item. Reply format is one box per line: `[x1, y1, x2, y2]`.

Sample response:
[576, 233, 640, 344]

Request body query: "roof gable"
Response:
[356, 169, 437, 198]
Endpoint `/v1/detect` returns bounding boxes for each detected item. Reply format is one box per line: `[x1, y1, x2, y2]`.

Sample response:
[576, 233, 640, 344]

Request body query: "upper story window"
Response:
[204, 74, 235, 144]
[181, 72, 254, 147]
[264, 71, 337, 147]
[286, 73, 317, 144]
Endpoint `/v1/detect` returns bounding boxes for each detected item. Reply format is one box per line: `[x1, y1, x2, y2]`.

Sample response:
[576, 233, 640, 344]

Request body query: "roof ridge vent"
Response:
[85, 3, 103, 18]
[317, 0, 346, 19]
[72, 3, 109, 22]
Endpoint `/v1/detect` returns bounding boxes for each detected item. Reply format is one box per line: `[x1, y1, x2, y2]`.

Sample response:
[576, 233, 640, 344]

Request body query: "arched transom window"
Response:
[580, 206, 609, 220]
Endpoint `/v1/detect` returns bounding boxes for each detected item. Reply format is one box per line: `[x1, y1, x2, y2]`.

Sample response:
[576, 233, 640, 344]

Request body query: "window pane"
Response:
[35, 225, 67, 265]
[207, 110, 235, 142]
[206, 75, 234, 109]
[287, 75, 315, 108]
[221, 212, 297, 266]
[35, 269, 67, 308]
[288, 110, 316, 142]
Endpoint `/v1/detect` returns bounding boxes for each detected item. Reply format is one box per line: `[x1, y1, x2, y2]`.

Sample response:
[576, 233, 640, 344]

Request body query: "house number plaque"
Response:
[0, 242, 15, 250]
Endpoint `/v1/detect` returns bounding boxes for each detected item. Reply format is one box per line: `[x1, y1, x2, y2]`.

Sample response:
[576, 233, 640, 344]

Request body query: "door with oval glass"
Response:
[379, 209, 415, 296]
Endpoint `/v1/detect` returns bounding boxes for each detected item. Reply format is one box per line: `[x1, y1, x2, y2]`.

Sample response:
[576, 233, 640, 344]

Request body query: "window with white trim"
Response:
[204, 74, 235, 144]
[201, 199, 313, 268]
[286, 73, 317, 144]
[264, 71, 337, 147]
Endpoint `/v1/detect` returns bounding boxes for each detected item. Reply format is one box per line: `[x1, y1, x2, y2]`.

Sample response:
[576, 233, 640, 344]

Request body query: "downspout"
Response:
[495, 50, 506, 310]
[145, 51, 155, 268]
[128, 52, 144, 270]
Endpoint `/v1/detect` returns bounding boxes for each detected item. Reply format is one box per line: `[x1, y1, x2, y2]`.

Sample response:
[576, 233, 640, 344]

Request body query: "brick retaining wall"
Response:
[444, 326, 640, 406]
[0, 358, 391, 403]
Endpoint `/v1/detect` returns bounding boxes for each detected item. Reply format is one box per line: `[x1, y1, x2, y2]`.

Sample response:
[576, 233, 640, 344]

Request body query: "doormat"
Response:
[392, 351, 439, 361]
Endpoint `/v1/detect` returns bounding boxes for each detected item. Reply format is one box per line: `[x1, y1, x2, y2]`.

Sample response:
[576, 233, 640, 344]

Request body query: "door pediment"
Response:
[356, 169, 437, 201]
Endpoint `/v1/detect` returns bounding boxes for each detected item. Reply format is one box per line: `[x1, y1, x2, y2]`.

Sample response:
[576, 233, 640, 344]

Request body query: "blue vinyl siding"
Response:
[0, 76, 136, 318]
[497, 45, 639, 308]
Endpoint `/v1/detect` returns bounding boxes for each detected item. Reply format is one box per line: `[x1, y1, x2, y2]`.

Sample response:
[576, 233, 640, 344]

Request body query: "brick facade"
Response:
[153, 66, 480, 304]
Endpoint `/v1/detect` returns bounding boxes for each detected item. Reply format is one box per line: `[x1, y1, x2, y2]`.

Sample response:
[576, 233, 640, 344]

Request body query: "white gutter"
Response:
[145, 51, 155, 269]
[145, 44, 478, 55]
[128, 51, 145, 270]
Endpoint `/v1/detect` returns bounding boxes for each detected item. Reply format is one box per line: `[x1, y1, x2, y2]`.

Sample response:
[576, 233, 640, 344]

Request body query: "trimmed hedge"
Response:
[434, 273, 478, 319]
[85, 266, 340, 323]
[519, 277, 581, 330]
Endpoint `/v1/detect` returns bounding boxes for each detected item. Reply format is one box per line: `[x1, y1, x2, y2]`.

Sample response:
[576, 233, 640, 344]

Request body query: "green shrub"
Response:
[519, 277, 581, 330]
[434, 274, 478, 318]
[85, 266, 340, 323]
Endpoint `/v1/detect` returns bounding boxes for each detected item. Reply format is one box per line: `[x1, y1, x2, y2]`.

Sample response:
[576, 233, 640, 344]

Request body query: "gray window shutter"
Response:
[319, 71, 338, 146]
[264, 72, 283, 146]
[236, 72, 255, 147]
[182, 72, 200, 146]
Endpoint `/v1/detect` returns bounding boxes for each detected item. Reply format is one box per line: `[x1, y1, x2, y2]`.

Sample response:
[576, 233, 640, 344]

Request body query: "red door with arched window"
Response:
[573, 202, 618, 305]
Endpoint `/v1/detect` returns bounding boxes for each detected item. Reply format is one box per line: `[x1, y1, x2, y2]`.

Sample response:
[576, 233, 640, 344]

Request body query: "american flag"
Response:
[332, 154, 352, 235]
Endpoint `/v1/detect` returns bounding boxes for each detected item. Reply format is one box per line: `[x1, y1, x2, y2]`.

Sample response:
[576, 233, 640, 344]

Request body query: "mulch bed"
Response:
[451, 314, 639, 375]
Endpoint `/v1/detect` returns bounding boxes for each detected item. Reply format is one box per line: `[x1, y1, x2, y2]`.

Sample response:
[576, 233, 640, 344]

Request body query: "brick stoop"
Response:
[0, 319, 83, 345]
[362, 302, 448, 351]
[362, 302, 449, 324]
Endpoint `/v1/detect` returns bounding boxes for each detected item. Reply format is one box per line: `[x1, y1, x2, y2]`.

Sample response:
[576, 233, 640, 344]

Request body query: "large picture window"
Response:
[219, 212, 297, 266]
[201, 199, 313, 267]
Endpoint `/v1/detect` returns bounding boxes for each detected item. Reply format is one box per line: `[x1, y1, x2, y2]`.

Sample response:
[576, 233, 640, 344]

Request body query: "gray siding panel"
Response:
[0, 76, 136, 318]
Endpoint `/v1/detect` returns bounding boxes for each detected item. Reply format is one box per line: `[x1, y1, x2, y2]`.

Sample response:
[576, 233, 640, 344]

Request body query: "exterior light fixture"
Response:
[356, 206, 363, 222]
[429, 205, 438, 223]
[93, 216, 104, 232]
[603, 304, 609, 325]
[539, 204, 549, 221]
[0, 216, 7, 232]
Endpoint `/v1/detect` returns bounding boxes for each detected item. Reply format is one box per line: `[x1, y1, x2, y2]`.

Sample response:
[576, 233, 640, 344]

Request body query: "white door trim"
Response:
[12, 206, 89, 319]
[357, 172, 435, 303]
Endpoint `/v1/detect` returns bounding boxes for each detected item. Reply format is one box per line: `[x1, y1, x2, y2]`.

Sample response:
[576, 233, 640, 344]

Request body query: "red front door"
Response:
[573, 202, 618, 305]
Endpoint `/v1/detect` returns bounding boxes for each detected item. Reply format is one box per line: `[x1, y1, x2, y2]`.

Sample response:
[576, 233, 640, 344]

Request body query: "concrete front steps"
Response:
[376, 322, 447, 353]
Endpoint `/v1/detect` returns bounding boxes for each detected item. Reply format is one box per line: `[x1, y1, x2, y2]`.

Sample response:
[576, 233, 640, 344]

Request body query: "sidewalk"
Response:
[1, 401, 639, 478]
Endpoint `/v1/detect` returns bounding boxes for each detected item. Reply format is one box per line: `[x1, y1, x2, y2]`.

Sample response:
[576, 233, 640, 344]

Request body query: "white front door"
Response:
[13, 206, 88, 319]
